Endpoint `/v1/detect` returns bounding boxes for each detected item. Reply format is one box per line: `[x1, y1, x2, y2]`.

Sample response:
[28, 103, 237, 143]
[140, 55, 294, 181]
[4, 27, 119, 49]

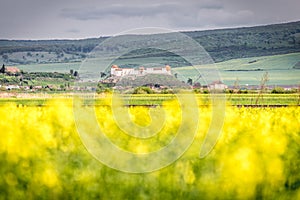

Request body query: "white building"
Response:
[110, 65, 171, 77]
[208, 80, 228, 90]
[5, 85, 20, 90]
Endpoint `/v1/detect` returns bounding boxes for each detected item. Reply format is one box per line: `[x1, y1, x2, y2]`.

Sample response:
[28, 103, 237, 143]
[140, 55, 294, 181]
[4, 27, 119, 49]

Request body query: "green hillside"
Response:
[15, 52, 300, 86]
[173, 53, 300, 86]
[1, 21, 300, 66]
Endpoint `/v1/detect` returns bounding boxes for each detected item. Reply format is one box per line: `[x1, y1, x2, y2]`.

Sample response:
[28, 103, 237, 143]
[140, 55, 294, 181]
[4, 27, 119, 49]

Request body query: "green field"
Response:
[0, 94, 298, 106]
[173, 53, 300, 86]
[16, 53, 300, 86]
[18, 62, 81, 73]
[120, 94, 300, 106]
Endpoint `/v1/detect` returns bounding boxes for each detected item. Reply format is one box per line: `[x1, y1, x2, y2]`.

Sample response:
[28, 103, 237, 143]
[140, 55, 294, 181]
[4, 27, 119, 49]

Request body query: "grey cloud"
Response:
[0, 0, 299, 39]
[66, 29, 80, 33]
[60, 1, 223, 21]
[60, 3, 178, 20]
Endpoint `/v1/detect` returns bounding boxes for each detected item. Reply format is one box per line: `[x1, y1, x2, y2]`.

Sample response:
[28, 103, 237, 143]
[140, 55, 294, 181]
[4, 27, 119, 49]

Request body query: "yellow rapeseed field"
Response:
[0, 98, 299, 199]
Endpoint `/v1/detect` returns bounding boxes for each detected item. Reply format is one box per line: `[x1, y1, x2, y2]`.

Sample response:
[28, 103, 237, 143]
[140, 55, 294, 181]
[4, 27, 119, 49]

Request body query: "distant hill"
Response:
[1, 21, 300, 65]
[185, 21, 300, 62]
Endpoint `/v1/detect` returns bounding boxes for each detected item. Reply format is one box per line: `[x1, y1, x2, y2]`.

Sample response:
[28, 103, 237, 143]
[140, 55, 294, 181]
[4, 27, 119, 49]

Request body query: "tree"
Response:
[60, 84, 65, 90]
[2, 55, 8, 61]
[255, 72, 269, 105]
[0, 64, 5, 73]
[100, 72, 107, 78]
[133, 86, 154, 94]
[187, 78, 193, 85]
[228, 77, 240, 101]
[271, 87, 284, 94]
[70, 69, 74, 75]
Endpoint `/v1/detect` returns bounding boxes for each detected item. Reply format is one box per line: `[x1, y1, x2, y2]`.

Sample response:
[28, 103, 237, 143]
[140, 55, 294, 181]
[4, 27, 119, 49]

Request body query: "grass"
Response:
[18, 62, 81, 73]
[15, 53, 300, 86]
[173, 52, 300, 86]
[0, 93, 298, 106]
[226, 94, 300, 105]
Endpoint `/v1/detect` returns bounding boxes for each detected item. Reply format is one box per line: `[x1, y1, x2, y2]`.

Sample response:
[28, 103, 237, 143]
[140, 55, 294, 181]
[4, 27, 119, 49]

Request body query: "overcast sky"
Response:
[0, 0, 299, 39]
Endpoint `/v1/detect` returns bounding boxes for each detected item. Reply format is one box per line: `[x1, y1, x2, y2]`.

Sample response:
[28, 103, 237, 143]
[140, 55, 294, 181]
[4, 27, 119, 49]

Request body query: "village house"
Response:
[33, 86, 43, 90]
[5, 85, 20, 90]
[208, 80, 228, 90]
[5, 66, 21, 74]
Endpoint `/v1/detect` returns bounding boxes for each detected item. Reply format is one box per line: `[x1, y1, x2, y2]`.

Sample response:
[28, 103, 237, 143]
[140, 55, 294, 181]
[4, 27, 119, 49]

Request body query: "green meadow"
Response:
[16, 52, 300, 86]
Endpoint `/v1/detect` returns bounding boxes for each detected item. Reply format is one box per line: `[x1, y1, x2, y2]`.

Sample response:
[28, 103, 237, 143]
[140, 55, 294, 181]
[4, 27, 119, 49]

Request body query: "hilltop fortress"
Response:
[110, 65, 172, 77]
[100, 64, 174, 87]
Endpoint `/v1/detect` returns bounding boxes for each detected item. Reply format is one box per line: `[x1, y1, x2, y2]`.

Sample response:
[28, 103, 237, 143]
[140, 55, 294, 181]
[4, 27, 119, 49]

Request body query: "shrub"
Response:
[271, 87, 285, 94]
[133, 86, 154, 94]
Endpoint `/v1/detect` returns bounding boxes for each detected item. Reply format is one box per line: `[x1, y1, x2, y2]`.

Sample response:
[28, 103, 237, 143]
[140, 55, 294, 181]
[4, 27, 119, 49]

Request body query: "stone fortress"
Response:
[110, 65, 172, 77]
